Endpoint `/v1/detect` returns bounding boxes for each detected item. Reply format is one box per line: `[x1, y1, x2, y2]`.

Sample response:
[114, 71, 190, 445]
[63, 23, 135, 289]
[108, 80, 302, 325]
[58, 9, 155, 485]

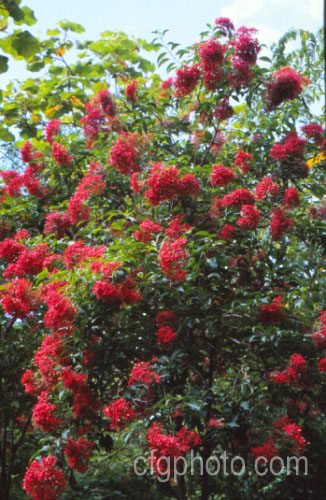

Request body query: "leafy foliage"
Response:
[0, 8, 325, 500]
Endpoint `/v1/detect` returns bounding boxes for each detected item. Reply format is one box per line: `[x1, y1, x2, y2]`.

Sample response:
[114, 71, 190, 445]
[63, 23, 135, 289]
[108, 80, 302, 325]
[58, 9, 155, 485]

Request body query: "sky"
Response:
[25, 0, 323, 46]
[0, 0, 323, 84]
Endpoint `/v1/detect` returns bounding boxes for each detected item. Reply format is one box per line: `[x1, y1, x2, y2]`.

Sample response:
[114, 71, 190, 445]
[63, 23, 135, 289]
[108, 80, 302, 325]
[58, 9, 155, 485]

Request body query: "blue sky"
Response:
[1, 0, 323, 85]
[26, 0, 322, 46]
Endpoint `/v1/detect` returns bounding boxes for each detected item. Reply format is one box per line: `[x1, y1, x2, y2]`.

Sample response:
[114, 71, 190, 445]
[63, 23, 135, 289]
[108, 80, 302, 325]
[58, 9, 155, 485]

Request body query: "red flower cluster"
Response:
[103, 398, 136, 430]
[4, 243, 50, 279]
[165, 216, 191, 238]
[318, 356, 326, 372]
[214, 98, 234, 120]
[130, 172, 143, 193]
[15, 229, 30, 240]
[23, 456, 67, 500]
[24, 165, 48, 198]
[42, 281, 77, 331]
[214, 17, 235, 35]
[156, 310, 178, 329]
[22, 370, 42, 396]
[158, 238, 188, 281]
[270, 353, 307, 384]
[32, 392, 62, 432]
[128, 361, 161, 387]
[235, 150, 253, 173]
[1, 160, 46, 198]
[61, 368, 99, 418]
[147, 423, 202, 475]
[45, 120, 61, 143]
[301, 123, 325, 147]
[93, 275, 142, 306]
[282, 188, 300, 208]
[64, 241, 106, 269]
[222, 188, 255, 208]
[156, 326, 177, 347]
[270, 209, 293, 240]
[51, 142, 72, 167]
[68, 162, 105, 223]
[90, 260, 122, 277]
[210, 164, 235, 187]
[95, 88, 117, 117]
[207, 418, 224, 429]
[227, 27, 259, 87]
[281, 422, 306, 454]
[109, 132, 143, 175]
[227, 59, 253, 88]
[265, 67, 308, 111]
[203, 67, 224, 91]
[0, 237, 25, 262]
[312, 330, 326, 349]
[230, 26, 261, 66]
[158, 78, 174, 100]
[134, 219, 163, 243]
[161, 77, 174, 90]
[236, 204, 261, 229]
[255, 176, 279, 200]
[0, 170, 24, 197]
[20, 140, 42, 164]
[258, 296, 285, 326]
[125, 80, 138, 102]
[273, 416, 306, 454]
[209, 197, 224, 218]
[270, 132, 307, 161]
[43, 212, 71, 238]
[198, 39, 225, 71]
[250, 439, 278, 462]
[174, 64, 201, 98]
[33, 333, 67, 391]
[220, 224, 236, 241]
[1, 278, 39, 319]
[289, 353, 307, 373]
[80, 101, 106, 148]
[311, 311, 326, 348]
[178, 173, 201, 197]
[64, 437, 94, 472]
[82, 89, 119, 147]
[145, 163, 200, 206]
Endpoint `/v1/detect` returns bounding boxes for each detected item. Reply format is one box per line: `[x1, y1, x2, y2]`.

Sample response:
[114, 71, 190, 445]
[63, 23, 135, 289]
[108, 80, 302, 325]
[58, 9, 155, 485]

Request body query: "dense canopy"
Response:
[0, 2, 325, 499]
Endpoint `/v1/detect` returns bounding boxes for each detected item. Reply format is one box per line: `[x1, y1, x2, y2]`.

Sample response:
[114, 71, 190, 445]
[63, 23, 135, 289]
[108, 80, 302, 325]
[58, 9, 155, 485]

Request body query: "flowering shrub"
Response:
[0, 9, 324, 500]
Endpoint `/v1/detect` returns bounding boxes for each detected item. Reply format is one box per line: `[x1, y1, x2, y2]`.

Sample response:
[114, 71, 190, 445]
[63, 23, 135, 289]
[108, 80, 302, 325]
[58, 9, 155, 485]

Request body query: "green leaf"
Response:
[0, 55, 9, 73]
[7, 4, 25, 23]
[26, 60, 45, 72]
[0, 128, 15, 141]
[157, 57, 169, 68]
[11, 31, 40, 58]
[58, 20, 85, 34]
[15, 6, 37, 26]
[46, 28, 61, 36]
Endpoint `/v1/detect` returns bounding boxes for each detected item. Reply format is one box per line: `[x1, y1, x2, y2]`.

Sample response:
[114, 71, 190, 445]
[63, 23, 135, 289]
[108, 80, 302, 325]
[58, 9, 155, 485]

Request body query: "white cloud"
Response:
[254, 24, 283, 49]
[290, 0, 322, 21]
[220, 0, 264, 24]
[219, 0, 322, 28]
